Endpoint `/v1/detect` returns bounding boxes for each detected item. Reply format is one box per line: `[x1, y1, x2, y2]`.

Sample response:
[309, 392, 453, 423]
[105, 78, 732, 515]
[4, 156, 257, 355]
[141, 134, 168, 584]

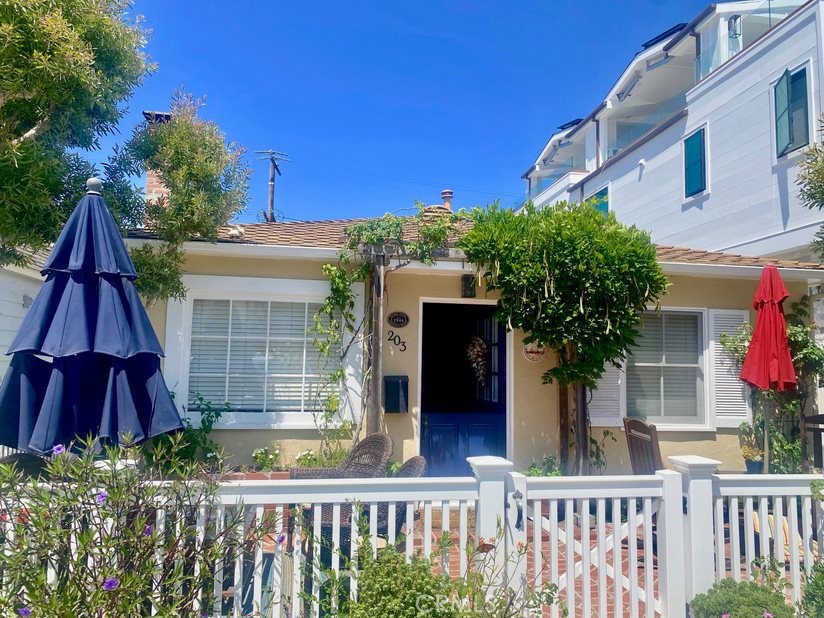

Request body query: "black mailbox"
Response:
[383, 375, 409, 413]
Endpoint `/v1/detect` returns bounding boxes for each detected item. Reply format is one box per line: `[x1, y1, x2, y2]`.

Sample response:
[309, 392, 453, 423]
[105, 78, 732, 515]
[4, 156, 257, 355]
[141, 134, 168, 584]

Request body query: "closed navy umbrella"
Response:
[0, 178, 183, 452]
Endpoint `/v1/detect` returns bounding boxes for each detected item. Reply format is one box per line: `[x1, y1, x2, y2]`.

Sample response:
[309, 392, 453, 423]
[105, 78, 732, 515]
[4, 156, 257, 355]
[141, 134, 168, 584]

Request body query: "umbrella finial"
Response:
[86, 177, 103, 194]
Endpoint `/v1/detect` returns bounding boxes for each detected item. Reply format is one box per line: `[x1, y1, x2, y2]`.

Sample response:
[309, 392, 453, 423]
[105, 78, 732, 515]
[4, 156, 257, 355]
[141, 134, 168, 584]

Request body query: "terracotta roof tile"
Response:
[128, 218, 824, 271]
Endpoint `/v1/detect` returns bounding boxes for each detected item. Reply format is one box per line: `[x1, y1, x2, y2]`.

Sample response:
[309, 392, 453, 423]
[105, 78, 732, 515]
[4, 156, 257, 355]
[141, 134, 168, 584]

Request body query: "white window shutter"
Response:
[588, 363, 624, 427]
[709, 309, 751, 428]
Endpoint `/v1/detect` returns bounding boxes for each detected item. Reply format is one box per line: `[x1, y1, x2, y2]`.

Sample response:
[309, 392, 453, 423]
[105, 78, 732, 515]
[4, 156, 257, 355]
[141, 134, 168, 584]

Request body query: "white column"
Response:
[656, 468, 687, 617]
[506, 470, 528, 598]
[468, 455, 514, 585]
[669, 455, 721, 601]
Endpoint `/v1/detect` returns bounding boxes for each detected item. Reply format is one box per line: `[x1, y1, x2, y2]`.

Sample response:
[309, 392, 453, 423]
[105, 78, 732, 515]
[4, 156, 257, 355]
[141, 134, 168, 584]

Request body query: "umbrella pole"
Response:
[763, 400, 770, 474]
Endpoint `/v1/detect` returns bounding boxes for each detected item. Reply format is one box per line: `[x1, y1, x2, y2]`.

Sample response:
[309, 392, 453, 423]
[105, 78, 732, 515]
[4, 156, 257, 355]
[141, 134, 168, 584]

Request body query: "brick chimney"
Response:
[142, 110, 171, 203]
[440, 189, 453, 212]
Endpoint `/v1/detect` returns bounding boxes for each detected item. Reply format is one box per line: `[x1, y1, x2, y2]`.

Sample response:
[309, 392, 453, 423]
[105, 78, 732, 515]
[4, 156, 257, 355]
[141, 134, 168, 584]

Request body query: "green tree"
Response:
[125, 92, 250, 303]
[0, 0, 150, 264]
[459, 201, 669, 473]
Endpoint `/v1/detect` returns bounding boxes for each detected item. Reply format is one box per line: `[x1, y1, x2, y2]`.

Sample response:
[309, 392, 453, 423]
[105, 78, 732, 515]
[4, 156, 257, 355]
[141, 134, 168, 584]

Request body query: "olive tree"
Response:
[459, 201, 669, 473]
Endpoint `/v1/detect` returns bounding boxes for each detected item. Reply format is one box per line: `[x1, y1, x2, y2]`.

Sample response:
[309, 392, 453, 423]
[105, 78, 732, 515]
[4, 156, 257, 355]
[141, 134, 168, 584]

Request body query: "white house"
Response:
[0, 259, 45, 377]
[522, 0, 824, 260]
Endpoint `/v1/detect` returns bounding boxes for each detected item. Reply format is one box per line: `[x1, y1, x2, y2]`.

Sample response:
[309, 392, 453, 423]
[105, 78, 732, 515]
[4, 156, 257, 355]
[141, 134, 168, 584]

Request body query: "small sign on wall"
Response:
[522, 343, 547, 362]
[387, 312, 410, 328]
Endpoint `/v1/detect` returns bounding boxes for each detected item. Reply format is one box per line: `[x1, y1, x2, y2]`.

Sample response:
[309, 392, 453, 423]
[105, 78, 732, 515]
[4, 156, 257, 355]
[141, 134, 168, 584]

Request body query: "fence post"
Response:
[506, 471, 528, 598]
[656, 469, 686, 618]
[468, 456, 514, 586]
[668, 455, 721, 602]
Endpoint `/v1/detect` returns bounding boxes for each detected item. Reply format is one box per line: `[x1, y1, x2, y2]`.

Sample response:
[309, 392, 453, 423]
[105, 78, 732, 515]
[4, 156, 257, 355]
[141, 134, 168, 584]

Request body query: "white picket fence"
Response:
[4, 454, 822, 616]
[202, 455, 824, 617]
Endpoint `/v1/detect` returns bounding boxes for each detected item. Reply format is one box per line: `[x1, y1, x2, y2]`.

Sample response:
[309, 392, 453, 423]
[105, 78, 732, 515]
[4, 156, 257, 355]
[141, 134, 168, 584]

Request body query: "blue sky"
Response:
[98, 1, 711, 223]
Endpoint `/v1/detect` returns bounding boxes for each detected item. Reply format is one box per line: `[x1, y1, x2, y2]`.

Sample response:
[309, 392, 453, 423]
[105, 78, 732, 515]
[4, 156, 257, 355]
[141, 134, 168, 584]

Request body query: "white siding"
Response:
[576, 2, 824, 258]
[0, 269, 43, 377]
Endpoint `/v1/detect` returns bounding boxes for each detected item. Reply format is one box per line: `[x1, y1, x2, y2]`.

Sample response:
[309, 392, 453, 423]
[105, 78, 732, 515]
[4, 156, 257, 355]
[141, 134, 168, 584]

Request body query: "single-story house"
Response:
[120, 194, 824, 475]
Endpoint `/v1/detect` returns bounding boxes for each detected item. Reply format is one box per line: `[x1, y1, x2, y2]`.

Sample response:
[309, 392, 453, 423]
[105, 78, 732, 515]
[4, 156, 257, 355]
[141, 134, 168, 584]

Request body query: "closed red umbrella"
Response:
[740, 265, 797, 472]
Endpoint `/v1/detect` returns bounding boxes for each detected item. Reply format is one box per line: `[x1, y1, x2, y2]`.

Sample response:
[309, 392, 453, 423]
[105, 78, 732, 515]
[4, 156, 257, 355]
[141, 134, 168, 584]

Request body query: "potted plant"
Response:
[222, 443, 290, 481]
[741, 445, 764, 474]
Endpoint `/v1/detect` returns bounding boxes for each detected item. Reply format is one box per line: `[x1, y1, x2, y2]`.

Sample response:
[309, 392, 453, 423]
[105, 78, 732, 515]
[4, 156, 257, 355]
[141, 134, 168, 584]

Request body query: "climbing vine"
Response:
[307, 203, 467, 458]
[459, 201, 669, 474]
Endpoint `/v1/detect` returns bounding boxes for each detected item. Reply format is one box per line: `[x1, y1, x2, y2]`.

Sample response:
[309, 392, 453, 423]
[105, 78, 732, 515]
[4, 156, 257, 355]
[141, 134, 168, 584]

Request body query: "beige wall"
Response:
[155, 250, 810, 472]
[593, 274, 808, 473]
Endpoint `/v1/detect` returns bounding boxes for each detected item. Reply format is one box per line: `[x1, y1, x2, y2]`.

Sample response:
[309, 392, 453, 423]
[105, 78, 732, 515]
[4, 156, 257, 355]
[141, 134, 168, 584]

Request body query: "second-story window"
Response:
[684, 128, 707, 198]
[775, 67, 809, 158]
[592, 186, 608, 214]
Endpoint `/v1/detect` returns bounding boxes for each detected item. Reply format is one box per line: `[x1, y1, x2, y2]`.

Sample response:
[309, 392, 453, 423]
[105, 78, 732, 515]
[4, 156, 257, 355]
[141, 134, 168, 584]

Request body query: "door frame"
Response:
[417, 297, 515, 463]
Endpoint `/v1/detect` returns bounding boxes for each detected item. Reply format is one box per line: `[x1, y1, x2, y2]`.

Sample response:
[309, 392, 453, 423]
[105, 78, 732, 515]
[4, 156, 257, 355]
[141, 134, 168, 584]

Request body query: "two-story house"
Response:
[523, 0, 823, 260]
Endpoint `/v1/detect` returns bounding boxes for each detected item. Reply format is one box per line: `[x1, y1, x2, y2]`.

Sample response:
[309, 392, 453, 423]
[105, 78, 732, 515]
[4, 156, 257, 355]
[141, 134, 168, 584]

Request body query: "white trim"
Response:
[126, 237, 340, 261]
[626, 306, 712, 431]
[163, 274, 364, 430]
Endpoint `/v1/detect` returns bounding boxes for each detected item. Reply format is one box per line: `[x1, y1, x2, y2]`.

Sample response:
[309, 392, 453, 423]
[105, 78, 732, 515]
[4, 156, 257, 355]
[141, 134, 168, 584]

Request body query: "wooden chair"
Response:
[800, 414, 824, 470]
[623, 417, 664, 475]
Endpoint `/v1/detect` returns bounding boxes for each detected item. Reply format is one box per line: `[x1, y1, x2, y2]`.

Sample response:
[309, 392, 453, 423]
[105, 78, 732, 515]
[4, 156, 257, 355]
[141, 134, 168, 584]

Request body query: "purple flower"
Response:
[721, 614, 730, 618]
[277, 533, 286, 546]
[764, 613, 774, 618]
[17, 608, 31, 617]
[96, 491, 108, 505]
[143, 524, 153, 536]
[51, 444, 64, 455]
[102, 577, 119, 591]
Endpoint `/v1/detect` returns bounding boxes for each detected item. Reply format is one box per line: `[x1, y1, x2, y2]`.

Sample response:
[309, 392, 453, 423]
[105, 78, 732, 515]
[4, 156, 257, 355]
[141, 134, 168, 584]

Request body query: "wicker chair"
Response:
[377, 455, 427, 540]
[290, 432, 394, 480]
[0, 452, 51, 480]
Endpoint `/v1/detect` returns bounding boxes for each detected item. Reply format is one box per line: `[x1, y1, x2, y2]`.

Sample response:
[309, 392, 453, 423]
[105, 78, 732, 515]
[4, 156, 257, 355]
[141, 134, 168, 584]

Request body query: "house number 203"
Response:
[387, 329, 407, 352]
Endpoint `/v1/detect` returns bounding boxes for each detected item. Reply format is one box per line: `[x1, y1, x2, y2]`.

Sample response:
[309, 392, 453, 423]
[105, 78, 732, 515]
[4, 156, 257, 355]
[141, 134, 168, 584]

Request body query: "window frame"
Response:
[624, 307, 711, 430]
[683, 127, 707, 198]
[774, 64, 811, 159]
[164, 275, 365, 430]
[588, 185, 609, 214]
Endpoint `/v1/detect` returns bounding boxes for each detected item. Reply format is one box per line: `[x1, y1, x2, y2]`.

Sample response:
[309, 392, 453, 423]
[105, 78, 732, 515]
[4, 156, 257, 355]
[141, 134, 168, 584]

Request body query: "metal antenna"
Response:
[255, 149, 291, 222]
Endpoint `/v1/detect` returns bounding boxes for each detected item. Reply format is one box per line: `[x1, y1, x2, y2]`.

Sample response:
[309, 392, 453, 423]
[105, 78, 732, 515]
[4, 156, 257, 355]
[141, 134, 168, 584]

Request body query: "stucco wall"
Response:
[156, 249, 811, 472]
[594, 274, 809, 473]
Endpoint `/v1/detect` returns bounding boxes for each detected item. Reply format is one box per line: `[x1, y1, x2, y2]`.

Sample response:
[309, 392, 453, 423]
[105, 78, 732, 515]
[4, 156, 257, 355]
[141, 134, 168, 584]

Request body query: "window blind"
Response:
[188, 299, 336, 413]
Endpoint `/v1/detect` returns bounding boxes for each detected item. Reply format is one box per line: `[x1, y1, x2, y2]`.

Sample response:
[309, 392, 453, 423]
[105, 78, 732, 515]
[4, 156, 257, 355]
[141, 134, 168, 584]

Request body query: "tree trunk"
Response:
[366, 252, 386, 435]
[558, 383, 569, 471]
[573, 381, 589, 475]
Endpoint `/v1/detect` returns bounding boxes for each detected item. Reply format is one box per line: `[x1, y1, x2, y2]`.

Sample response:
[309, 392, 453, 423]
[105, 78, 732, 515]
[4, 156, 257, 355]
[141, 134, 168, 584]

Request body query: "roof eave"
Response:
[661, 261, 824, 282]
[125, 237, 341, 261]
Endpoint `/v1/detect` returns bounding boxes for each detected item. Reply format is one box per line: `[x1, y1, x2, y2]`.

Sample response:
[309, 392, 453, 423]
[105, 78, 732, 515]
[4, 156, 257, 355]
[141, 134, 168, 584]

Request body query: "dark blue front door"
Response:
[420, 303, 507, 477]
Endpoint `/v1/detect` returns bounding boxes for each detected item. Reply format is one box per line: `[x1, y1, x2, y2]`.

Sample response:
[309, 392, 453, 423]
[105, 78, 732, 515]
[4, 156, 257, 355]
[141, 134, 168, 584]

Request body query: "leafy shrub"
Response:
[802, 563, 824, 617]
[0, 435, 275, 617]
[252, 442, 282, 470]
[142, 393, 228, 472]
[689, 578, 793, 618]
[349, 548, 457, 618]
[526, 456, 563, 477]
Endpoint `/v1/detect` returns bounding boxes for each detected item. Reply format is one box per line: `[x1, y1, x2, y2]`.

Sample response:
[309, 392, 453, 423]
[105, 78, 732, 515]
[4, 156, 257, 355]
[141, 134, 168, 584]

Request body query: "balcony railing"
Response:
[695, 0, 805, 80]
[605, 93, 686, 159]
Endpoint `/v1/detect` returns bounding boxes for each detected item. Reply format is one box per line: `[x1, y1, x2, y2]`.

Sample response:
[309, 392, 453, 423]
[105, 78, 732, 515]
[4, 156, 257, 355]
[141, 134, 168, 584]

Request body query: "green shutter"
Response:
[790, 68, 809, 151]
[775, 69, 792, 157]
[684, 129, 706, 198]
